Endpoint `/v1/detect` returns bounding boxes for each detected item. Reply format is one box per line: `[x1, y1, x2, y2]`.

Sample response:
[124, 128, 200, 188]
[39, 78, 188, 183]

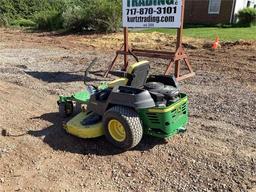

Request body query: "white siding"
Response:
[234, 0, 256, 14]
[232, 0, 256, 22]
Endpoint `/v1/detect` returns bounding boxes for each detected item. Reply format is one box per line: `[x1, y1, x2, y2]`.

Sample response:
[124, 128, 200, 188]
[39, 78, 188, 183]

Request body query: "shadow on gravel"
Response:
[25, 71, 102, 83]
[89, 70, 108, 77]
[28, 112, 164, 156]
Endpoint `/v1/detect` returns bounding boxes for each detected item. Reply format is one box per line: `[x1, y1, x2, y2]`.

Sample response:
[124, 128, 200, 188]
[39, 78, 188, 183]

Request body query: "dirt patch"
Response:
[221, 40, 253, 48]
[0, 28, 256, 192]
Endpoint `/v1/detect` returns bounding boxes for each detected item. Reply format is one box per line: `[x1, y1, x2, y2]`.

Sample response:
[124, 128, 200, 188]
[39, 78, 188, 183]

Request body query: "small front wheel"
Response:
[103, 106, 143, 150]
[58, 101, 73, 117]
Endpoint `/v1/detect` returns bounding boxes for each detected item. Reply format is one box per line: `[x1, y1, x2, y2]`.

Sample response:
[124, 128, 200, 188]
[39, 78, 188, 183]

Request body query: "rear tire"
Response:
[103, 106, 143, 150]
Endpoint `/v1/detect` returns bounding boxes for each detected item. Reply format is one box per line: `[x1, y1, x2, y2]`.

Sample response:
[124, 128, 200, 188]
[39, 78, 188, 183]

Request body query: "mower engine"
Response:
[138, 75, 188, 138]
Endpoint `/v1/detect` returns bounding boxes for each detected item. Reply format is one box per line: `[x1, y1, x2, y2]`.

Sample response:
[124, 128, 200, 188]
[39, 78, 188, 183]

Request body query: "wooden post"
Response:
[123, 27, 129, 71]
[175, 0, 185, 78]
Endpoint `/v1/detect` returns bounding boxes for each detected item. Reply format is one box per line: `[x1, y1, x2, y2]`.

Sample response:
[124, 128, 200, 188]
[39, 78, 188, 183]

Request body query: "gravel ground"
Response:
[0, 28, 255, 192]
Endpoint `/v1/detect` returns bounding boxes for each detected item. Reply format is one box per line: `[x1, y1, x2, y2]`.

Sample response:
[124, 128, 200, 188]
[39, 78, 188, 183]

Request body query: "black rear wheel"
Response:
[103, 106, 143, 150]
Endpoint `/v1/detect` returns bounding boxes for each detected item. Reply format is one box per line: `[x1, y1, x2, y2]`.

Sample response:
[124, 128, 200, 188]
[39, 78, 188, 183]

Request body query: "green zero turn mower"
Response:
[57, 60, 189, 150]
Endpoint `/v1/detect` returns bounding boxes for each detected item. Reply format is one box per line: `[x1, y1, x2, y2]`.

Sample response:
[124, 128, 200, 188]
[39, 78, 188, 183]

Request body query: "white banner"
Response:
[122, 0, 182, 28]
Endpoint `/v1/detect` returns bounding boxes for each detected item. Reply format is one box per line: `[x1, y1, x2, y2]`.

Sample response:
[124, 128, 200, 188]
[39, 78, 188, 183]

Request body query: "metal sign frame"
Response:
[104, 0, 195, 81]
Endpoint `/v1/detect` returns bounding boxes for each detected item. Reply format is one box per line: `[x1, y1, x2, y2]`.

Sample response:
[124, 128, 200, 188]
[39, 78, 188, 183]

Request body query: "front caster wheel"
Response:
[58, 101, 74, 117]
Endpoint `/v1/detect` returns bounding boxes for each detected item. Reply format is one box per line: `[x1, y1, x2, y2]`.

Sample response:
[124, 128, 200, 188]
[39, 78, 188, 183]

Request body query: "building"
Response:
[184, 0, 256, 25]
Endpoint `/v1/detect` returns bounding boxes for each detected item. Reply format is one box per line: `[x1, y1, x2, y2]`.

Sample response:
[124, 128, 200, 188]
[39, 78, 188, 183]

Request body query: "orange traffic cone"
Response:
[212, 36, 220, 49]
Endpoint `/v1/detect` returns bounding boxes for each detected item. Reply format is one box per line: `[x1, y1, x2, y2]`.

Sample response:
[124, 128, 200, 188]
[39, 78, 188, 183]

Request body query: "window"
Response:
[208, 0, 222, 14]
[247, 1, 251, 7]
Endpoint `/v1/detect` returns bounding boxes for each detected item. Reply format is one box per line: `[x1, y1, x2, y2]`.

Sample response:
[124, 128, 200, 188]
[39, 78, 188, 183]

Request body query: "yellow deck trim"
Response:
[64, 112, 104, 139]
[148, 97, 188, 113]
[108, 78, 128, 88]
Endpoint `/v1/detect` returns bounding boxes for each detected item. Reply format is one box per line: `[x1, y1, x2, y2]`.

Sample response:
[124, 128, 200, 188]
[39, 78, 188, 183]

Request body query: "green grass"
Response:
[143, 26, 256, 41]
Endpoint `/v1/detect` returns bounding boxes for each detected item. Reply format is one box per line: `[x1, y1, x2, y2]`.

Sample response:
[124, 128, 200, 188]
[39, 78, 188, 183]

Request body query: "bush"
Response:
[9, 18, 36, 27]
[0, 0, 52, 20]
[0, 15, 9, 27]
[34, 10, 63, 31]
[62, 0, 121, 32]
[0, 0, 122, 33]
[0, 0, 65, 29]
[92, 0, 122, 32]
[237, 8, 256, 26]
[62, 5, 89, 31]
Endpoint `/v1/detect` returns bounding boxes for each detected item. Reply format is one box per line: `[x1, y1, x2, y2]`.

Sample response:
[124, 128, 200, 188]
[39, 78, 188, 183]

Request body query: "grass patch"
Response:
[143, 26, 256, 41]
[9, 19, 36, 27]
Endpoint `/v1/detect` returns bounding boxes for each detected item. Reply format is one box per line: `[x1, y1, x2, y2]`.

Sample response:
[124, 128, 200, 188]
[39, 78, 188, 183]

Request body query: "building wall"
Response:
[234, 0, 248, 14]
[184, 0, 234, 24]
[232, 0, 256, 22]
[234, 0, 256, 14]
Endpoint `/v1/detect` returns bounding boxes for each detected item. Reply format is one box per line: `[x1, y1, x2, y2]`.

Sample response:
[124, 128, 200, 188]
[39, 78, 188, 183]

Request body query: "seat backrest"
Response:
[126, 61, 150, 88]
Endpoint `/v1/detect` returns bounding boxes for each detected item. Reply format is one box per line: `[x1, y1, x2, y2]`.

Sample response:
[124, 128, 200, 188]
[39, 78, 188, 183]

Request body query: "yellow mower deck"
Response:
[64, 112, 104, 138]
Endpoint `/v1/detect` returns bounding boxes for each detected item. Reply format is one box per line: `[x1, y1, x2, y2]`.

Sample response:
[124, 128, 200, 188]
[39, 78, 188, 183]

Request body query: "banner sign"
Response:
[122, 0, 182, 28]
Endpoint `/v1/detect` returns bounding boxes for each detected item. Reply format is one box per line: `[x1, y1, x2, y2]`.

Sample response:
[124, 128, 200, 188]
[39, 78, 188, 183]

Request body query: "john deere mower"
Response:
[57, 61, 189, 149]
